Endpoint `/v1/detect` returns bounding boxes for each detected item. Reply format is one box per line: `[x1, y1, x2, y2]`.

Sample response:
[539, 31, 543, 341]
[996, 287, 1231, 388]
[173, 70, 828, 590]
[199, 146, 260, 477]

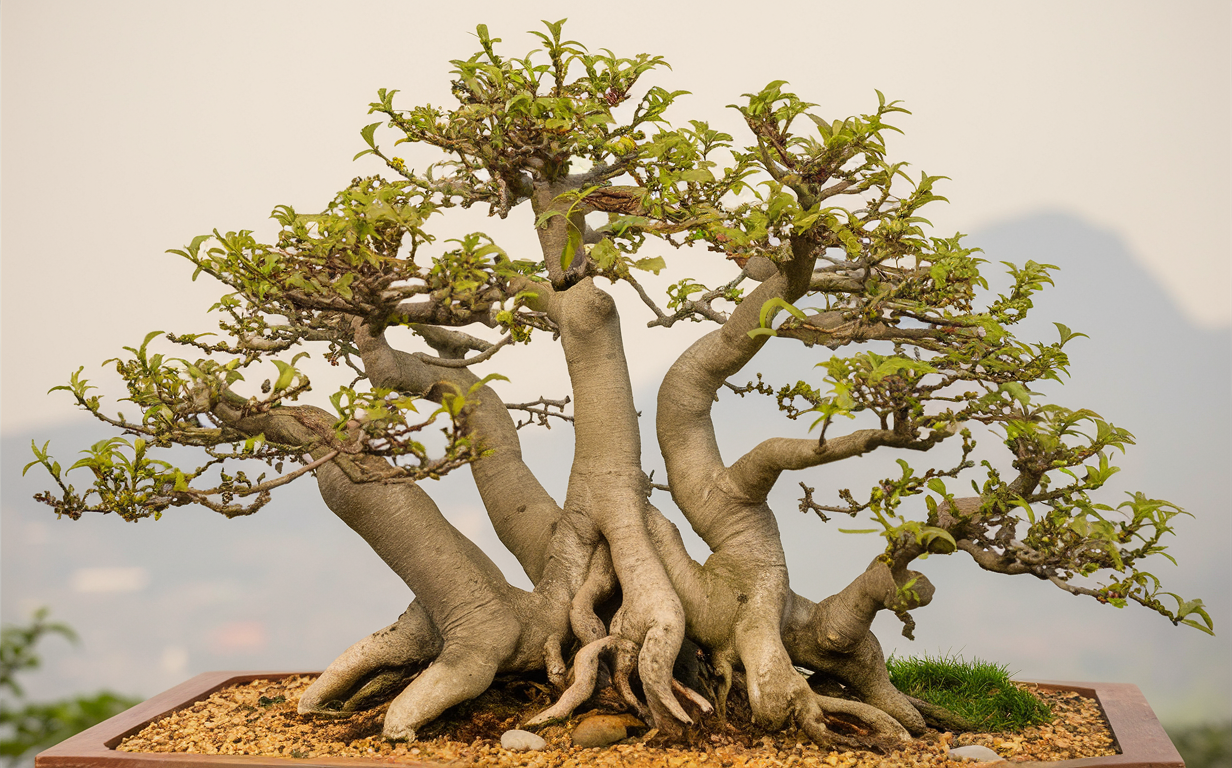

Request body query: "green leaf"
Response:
[999, 381, 1031, 406]
[271, 360, 297, 392]
[133, 330, 164, 362]
[1180, 619, 1216, 635]
[22, 441, 53, 477]
[334, 272, 355, 300]
[535, 210, 565, 229]
[469, 372, 511, 394]
[1054, 322, 1089, 346]
[838, 528, 878, 534]
[919, 526, 957, 552]
[560, 225, 583, 271]
[506, 93, 532, 112]
[757, 297, 808, 331]
[589, 238, 620, 270]
[632, 256, 666, 274]
[678, 168, 715, 184]
[868, 356, 937, 382]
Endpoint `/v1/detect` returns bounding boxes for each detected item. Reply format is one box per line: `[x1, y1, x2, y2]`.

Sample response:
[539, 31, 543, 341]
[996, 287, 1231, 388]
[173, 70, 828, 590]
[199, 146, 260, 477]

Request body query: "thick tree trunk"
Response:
[545, 277, 691, 727]
[206, 401, 571, 740]
[654, 239, 920, 742]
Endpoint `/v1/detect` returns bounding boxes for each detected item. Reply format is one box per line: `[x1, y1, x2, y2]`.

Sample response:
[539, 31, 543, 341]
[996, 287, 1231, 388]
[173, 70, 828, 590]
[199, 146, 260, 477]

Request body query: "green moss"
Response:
[886, 652, 1052, 732]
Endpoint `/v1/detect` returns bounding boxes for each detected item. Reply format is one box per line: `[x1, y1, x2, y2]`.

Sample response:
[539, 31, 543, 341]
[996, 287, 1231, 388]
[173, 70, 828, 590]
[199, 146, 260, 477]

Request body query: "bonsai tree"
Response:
[27, 21, 1212, 749]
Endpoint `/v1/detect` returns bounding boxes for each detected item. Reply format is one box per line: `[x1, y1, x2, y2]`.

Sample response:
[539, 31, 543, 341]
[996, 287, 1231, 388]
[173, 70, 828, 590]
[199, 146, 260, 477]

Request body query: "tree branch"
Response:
[727, 429, 916, 504]
[352, 321, 567, 585]
[505, 396, 573, 430]
[388, 299, 500, 328]
[411, 334, 513, 368]
[657, 233, 822, 515]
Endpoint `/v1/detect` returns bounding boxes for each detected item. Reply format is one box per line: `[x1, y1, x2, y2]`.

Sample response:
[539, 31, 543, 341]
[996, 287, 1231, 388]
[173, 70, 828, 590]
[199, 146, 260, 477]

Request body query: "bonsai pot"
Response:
[35, 671, 1185, 768]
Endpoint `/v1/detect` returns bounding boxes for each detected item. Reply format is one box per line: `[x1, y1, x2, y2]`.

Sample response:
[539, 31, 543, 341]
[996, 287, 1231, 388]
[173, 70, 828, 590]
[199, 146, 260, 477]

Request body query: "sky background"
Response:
[2, 0, 1229, 731]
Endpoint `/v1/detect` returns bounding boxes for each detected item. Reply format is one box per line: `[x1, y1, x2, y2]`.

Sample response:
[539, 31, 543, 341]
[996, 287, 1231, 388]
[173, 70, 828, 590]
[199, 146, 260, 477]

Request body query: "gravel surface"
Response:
[118, 674, 1117, 766]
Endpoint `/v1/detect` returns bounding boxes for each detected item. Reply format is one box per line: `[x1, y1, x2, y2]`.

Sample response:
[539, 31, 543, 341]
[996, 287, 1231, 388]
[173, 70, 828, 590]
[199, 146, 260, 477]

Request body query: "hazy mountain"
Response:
[2, 211, 1227, 726]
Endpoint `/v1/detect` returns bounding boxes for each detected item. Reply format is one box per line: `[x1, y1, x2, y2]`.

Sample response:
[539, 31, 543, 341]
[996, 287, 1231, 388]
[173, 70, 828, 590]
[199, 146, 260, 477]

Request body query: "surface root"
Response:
[906, 694, 978, 732]
[525, 636, 617, 725]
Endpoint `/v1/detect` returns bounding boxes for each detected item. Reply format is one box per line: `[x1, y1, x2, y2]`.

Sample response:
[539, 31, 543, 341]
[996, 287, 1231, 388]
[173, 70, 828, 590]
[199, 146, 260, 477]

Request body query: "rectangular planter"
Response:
[35, 672, 1185, 768]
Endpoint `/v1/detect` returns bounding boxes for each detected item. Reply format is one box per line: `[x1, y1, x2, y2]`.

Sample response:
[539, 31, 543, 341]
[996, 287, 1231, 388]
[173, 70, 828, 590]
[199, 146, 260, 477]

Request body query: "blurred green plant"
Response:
[1165, 722, 1232, 768]
[0, 609, 140, 766]
[886, 652, 1052, 732]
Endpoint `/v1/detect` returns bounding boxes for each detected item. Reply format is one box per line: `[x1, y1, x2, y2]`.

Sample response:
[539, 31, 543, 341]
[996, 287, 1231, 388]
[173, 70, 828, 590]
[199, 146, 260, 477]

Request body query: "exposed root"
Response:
[855, 679, 928, 736]
[526, 632, 712, 735]
[524, 636, 617, 725]
[612, 638, 649, 720]
[813, 693, 911, 742]
[299, 603, 440, 717]
[906, 694, 977, 732]
[711, 653, 735, 721]
[785, 589, 929, 735]
[543, 634, 567, 691]
[637, 622, 693, 726]
[382, 643, 502, 741]
[671, 678, 714, 715]
[821, 638, 927, 735]
[570, 544, 615, 645]
[790, 689, 908, 754]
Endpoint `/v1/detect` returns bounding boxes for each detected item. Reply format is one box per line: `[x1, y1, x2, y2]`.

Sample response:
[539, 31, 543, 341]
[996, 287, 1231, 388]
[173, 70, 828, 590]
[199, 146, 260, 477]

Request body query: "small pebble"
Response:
[500, 729, 546, 751]
[949, 744, 1005, 762]
[572, 714, 631, 748]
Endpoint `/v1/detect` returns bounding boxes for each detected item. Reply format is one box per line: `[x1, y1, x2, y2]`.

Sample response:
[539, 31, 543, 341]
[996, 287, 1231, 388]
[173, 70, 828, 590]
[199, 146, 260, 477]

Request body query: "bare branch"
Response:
[774, 312, 956, 351]
[798, 481, 859, 522]
[647, 271, 748, 329]
[506, 396, 574, 430]
[241, 450, 340, 494]
[412, 334, 513, 368]
[168, 449, 342, 519]
[389, 299, 500, 328]
[623, 270, 670, 321]
[571, 156, 640, 188]
[809, 271, 865, 293]
[721, 379, 757, 396]
[727, 428, 944, 503]
[411, 325, 496, 358]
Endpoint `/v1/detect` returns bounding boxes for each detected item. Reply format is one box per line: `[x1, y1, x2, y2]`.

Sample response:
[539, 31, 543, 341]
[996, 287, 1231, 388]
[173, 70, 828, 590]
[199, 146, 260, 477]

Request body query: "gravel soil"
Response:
[117, 674, 1117, 767]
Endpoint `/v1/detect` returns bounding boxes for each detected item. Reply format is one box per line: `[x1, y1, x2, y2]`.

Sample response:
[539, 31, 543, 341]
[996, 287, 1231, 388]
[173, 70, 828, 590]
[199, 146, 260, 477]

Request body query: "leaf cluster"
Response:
[28, 328, 478, 520]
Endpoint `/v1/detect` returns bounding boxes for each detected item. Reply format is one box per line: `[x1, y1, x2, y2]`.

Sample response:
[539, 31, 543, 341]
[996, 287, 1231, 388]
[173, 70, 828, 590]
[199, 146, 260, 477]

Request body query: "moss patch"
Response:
[887, 653, 1053, 732]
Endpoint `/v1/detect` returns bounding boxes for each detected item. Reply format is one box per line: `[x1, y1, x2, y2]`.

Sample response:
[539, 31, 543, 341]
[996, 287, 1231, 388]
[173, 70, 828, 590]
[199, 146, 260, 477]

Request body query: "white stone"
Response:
[501, 729, 547, 751]
[949, 744, 1006, 762]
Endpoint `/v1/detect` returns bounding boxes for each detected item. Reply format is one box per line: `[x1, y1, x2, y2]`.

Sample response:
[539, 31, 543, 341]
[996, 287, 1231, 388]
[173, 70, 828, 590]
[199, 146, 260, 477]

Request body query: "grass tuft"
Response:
[886, 652, 1053, 732]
